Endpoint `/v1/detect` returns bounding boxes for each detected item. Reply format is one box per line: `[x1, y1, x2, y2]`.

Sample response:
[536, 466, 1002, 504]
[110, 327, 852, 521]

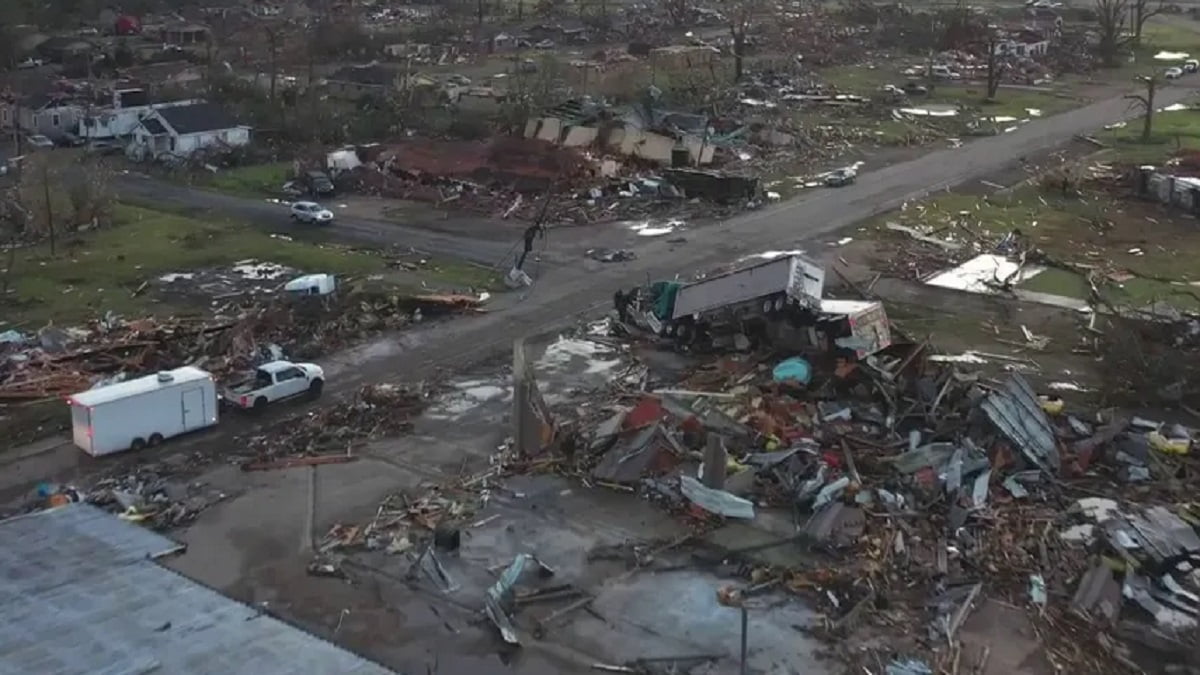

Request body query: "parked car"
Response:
[902, 81, 929, 95]
[56, 132, 86, 148]
[930, 65, 962, 80]
[290, 201, 335, 224]
[303, 170, 335, 197]
[1185, 59, 1199, 73]
[25, 135, 55, 149]
[824, 167, 857, 187]
[86, 139, 124, 155]
[1165, 66, 1184, 79]
[16, 57, 44, 69]
[222, 360, 325, 411]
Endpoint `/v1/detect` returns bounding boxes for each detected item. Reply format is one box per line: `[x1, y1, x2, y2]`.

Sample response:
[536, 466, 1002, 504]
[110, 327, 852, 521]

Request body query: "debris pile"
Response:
[535, 324, 1200, 672]
[241, 382, 427, 467]
[0, 288, 484, 402]
[32, 452, 227, 530]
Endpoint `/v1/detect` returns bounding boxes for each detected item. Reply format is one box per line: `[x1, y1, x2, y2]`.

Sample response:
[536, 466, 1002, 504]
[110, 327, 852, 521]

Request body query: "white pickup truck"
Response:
[223, 360, 325, 411]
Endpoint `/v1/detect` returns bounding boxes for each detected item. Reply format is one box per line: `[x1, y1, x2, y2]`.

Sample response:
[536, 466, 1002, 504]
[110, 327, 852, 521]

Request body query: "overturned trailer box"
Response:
[622, 254, 825, 339]
[617, 255, 892, 358]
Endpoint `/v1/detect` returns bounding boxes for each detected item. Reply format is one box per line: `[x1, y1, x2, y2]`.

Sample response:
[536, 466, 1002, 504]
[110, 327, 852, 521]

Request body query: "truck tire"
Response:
[253, 397, 268, 412]
[148, 433, 164, 447]
[675, 322, 692, 342]
[308, 379, 324, 399]
[130, 437, 147, 451]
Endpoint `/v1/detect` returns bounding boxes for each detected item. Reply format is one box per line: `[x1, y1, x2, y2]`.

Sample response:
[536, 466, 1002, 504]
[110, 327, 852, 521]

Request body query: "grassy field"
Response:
[1098, 104, 1200, 164]
[872, 184, 1200, 309]
[0, 203, 498, 327]
[203, 161, 294, 198]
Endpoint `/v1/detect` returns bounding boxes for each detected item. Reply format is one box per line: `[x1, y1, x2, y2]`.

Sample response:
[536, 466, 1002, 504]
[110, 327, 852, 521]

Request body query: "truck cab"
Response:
[224, 360, 325, 411]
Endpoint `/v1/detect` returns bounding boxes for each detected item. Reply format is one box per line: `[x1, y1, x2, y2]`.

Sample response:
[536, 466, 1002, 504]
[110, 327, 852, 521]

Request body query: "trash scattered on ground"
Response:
[0, 288, 483, 402]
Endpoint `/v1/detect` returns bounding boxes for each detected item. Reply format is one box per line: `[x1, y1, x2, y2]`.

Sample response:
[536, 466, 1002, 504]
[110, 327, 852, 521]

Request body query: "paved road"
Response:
[106, 81, 1200, 398]
[115, 175, 525, 268]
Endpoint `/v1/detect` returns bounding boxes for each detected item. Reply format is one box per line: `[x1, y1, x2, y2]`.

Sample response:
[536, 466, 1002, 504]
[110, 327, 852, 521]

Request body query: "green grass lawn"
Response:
[1098, 104, 1200, 164]
[1, 203, 498, 327]
[203, 161, 293, 197]
[873, 185, 1200, 309]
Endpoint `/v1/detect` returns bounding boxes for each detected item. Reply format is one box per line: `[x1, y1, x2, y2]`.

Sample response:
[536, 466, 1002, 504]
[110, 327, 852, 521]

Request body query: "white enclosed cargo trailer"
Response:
[671, 254, 825, 321]
[68, 366, 219, 457]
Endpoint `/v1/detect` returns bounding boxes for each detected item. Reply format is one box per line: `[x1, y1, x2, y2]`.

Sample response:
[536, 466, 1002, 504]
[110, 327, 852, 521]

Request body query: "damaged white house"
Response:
[129, 102, 250, 160]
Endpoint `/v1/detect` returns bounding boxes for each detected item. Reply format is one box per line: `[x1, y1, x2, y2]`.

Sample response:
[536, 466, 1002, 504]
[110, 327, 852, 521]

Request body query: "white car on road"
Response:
[1165, 66, 1184, 79]
[290, 201, 334, 224]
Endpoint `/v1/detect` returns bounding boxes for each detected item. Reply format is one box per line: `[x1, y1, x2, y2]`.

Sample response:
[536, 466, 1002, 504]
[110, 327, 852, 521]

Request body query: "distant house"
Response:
[994, 31, 1051, 58]
[325, 63, 401, 99]
[129, 101, 250, 159]
[36, 36, 96, 64]
[158, 23, 209, 45]
[16, 93, 83, 140]
[0, 94, 14, 130]
[78, 88, 202, 140]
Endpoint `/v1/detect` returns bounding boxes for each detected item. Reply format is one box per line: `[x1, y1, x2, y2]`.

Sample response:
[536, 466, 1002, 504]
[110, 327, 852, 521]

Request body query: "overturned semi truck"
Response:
[616, 254, 892, 357]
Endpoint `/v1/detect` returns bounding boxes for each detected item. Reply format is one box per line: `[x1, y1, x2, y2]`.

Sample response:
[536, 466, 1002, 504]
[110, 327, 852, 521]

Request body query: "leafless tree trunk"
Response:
[41, 163, 54, 257]
[986, 38, 1001, 101]
[662, 0, 690, 25]
[731, 27, 746, 81]
[265, 26, 280, 103]
[1126, 75, 1158, 142]
[1, 236, 15, 298]
[1095, 0, 1130, 67]
[1133, 0, 1165, 45]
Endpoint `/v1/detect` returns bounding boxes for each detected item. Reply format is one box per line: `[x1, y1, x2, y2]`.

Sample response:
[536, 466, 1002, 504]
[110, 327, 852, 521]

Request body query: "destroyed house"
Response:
[158, 22, 210, 45]
[36, 36, 96, 64]
[16, 93, 83, 141]
[993, 30, 1051, 57]
[79, 89, 203, 141]
[130, 101, 250, 159]
[325, 64, 401, 100]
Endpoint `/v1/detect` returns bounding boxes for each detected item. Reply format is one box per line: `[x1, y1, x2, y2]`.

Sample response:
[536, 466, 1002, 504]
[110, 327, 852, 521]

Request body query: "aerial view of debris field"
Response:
[4, 0, 1200, 672]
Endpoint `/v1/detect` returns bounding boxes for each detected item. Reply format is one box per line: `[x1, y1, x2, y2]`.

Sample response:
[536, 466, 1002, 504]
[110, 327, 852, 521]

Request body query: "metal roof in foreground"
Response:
[0, 503, 392, 675]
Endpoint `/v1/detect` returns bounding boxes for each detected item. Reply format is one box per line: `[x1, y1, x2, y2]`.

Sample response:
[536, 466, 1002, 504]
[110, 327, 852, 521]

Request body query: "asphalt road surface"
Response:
[117, 81, 1198, 391]
[114, 176, 523, 267]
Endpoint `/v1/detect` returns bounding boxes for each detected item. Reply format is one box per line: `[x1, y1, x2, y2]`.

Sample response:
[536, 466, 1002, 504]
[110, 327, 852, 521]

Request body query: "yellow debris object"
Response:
[1149, 431, 1191, 455]
[1038, 395, 1064, 415]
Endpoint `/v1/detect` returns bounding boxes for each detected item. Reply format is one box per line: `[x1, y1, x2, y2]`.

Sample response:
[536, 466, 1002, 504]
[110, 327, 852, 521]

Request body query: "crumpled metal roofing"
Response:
[981, 373, 1059, 472]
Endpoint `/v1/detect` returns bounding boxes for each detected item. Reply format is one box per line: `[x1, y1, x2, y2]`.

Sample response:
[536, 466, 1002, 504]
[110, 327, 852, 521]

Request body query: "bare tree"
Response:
[662, 0, 691, 25]
[1132, 0, 1165, 45]
[985, 37, 1002, 101]
[264, 24, 281, 103]
[729, 0, 762, 82]
[1125, 75, 1158, 142]
[1094, 0, 1131, 67]
[0, 232, 15, 299]
[41, 163, 55, 257]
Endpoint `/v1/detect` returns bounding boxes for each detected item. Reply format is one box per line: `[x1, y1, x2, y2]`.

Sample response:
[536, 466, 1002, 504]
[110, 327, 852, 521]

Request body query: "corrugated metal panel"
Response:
[981, 374, 1059, 472]
[0, 504, 393, 675]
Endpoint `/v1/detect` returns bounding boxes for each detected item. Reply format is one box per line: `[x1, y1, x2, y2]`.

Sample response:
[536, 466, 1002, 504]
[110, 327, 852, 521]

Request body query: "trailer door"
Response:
[182, 388, 206, 430]
[70, 404, 93, 454]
